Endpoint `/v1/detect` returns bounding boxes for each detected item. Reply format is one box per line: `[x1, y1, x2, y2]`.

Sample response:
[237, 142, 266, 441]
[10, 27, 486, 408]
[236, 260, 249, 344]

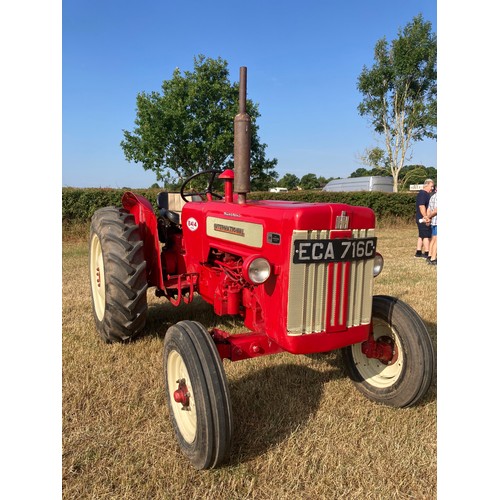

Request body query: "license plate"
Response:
[293, 237, 377, 264]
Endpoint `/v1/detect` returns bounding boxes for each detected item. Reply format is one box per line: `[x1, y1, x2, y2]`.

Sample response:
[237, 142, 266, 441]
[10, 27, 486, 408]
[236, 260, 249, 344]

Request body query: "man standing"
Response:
[414, 179, 435, 258]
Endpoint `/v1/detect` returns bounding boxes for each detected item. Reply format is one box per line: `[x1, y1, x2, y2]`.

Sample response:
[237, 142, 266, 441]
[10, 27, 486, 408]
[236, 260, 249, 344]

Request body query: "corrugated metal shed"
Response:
[323, 176, 393, 193]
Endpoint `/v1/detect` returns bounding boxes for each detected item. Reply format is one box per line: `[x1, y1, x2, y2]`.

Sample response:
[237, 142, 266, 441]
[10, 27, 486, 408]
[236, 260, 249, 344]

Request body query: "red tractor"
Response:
[89, 67, 434, 470]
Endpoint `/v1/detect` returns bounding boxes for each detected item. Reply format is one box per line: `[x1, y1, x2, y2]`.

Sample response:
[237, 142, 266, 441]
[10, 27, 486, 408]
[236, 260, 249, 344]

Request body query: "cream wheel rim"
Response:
[352, 318, 404, 388]
[90, 234, 106, 321]
[167, 350, 197, 443]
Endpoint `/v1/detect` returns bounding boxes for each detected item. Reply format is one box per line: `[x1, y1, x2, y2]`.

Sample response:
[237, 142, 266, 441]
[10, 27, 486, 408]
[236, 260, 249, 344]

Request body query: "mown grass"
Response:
[62, 223, 436, 499]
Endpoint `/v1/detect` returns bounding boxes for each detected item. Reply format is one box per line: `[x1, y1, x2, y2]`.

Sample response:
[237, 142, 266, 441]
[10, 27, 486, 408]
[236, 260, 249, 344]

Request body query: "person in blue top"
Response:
[414, 179, 435, 258]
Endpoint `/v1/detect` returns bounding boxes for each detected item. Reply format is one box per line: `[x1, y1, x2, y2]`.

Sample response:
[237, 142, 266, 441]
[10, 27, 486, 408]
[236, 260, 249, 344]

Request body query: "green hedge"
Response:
[62, 188, 417, 223]
[62, 187, 162, 223]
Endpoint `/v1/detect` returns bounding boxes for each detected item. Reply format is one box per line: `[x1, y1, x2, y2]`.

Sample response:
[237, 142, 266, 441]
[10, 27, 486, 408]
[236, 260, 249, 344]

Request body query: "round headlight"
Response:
[244, 257, 271, 284]
[373, 253, 384, 277]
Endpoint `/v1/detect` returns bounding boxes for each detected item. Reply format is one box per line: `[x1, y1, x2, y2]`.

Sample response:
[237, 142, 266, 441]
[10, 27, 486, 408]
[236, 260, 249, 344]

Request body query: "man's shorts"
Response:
[432, 225, 437, 237]
[417, 221, 432, 238]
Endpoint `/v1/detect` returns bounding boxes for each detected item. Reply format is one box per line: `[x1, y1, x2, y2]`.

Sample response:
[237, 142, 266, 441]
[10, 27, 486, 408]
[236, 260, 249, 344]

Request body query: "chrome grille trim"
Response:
[287, 228, 375, 335]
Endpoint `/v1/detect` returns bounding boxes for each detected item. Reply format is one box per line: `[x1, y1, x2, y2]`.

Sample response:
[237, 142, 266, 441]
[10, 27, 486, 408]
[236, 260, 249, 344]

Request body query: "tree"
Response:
[350, 167, 371, 178]
[358, 147, 390, 173]
[399, 164, 437, 189]
[121, 55, 278, 191]
[357, 14, 436, 192]
[400, 166, 427, 188]
[300, 173, 320, 190]
[279, 173, 300, 190]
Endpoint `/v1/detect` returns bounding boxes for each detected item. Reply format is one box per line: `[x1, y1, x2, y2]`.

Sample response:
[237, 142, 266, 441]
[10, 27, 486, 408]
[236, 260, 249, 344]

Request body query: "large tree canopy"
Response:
[357, 14, 437, 192]
[121, 55, 278, 190]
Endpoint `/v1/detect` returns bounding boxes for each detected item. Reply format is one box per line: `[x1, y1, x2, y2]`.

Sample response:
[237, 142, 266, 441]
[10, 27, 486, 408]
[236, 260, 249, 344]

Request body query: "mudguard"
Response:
[122, 192, 164, 289]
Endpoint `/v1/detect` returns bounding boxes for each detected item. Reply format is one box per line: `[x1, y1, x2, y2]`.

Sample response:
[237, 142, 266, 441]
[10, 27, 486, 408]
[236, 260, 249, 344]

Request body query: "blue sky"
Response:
[63, 0, 437, 188]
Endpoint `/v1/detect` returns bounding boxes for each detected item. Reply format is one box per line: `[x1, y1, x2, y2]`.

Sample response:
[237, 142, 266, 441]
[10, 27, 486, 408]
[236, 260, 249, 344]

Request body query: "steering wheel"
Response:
[180, 169, 224, 203]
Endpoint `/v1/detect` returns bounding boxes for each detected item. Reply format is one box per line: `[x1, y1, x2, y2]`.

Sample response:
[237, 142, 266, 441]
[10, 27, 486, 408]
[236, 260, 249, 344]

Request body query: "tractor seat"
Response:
[157, 192, 202, 225]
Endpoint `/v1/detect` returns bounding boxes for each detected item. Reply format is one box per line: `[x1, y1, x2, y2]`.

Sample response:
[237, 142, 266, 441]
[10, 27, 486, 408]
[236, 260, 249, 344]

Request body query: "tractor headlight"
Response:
[373, 253, 384, 277]
[243, 256, 271, 284]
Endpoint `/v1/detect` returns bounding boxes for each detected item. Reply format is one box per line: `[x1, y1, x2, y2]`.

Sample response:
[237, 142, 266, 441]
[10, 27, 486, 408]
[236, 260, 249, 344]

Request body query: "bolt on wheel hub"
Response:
[173, 378, 191, 409]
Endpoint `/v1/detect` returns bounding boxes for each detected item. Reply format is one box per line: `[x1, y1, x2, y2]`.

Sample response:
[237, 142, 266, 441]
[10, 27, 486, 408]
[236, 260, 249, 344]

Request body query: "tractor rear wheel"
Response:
[342, 295, 435, 408]
[163, 321, 233, 469]
[89, 207, 148, 343]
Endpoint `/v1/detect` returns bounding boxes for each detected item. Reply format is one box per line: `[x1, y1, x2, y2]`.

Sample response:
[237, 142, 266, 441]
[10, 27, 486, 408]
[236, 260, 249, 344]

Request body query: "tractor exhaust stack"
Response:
[233, 66, 251, 204]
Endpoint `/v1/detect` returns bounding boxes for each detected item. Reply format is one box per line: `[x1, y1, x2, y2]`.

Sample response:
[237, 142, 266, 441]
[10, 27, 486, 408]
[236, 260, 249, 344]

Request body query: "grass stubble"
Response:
[62, 224, 436, 499]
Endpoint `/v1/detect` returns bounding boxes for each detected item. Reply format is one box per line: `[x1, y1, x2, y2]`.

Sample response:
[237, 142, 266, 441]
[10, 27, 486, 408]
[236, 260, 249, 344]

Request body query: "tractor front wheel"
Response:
[163, 321, 233, 469]
[89, 207, 148, 343]
[342, 295, 435, 408]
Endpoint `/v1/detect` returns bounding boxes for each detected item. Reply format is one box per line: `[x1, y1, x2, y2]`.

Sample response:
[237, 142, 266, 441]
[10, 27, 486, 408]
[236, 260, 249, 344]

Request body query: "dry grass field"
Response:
[62, 223, 437, 499]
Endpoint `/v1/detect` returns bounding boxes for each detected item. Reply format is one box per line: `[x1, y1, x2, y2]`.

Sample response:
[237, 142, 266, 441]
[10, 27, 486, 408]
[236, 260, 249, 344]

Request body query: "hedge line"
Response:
[62, 187, 418, 223]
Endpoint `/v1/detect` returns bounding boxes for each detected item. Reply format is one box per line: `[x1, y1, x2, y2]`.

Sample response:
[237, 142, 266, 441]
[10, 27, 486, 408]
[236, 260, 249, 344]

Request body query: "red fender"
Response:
[122, 192, 164, 289]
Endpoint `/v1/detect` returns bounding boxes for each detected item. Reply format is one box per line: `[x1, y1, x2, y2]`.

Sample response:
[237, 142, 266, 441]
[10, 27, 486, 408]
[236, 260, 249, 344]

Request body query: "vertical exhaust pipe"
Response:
[233, 66, 251, 204]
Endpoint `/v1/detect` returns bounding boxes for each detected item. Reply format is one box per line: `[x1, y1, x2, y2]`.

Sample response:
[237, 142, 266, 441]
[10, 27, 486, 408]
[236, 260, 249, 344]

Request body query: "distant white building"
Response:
[323, 176, 393, 193]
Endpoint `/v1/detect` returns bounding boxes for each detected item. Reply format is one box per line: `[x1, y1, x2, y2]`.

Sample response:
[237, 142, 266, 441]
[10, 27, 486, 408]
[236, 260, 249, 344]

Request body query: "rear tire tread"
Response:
[89, 206, 148, 343]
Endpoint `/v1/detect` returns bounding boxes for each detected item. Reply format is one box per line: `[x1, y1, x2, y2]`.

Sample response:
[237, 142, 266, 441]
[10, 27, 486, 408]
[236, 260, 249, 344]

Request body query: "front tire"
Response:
[342, 295, 435, 408]
[163, 321, 233, 469]
[89, 207, 148, 343]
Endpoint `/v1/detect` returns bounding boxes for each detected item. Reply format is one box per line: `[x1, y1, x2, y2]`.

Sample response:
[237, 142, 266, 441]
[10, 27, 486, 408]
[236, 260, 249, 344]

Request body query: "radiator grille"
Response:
[287, 229, 375, 335]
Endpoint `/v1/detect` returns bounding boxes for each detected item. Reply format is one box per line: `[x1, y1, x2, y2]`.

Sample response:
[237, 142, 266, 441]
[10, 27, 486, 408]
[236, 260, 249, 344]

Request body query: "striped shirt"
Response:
[428, 192, 437, 226]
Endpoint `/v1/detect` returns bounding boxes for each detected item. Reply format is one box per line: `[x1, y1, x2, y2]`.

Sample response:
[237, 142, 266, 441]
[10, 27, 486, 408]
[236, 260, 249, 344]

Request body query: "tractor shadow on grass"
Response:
[227, 356, 343, 465]
[226, 346, 436, 466]
[139, 295, 230, 341]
